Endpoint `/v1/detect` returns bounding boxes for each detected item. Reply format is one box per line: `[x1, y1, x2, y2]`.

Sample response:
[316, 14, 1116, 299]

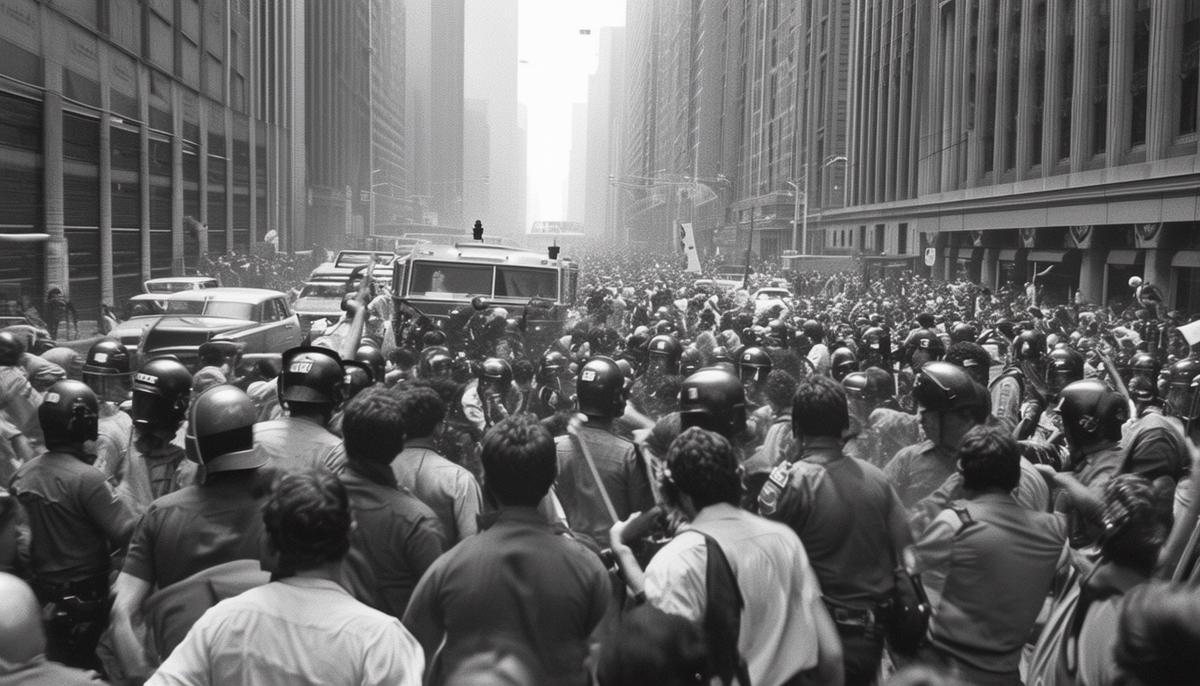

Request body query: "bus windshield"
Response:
[408, 262, 492, 296]
[494, 266, 557, 299]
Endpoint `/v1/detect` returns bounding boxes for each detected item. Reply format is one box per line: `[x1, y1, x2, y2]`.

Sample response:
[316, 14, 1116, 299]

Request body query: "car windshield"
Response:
[299, 284, 346, 299]
[336, 252, 394, 267]
[165, 299, 255, 319]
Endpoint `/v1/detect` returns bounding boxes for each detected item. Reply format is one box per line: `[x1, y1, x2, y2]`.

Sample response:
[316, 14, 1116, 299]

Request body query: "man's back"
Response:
[402, 506, 609, 686]
[392, 440, 482, 544]
[553, 423, 653, 545]
[884, 440, 958, 508]
[149, 578, 423, 686]
[254, 417, 345, 474]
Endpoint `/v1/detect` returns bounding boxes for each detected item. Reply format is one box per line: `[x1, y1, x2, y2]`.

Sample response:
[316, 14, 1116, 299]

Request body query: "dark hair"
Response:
[481, 414, 557, 507]
[945, 342, 992, 386]
[957, 424, 1020, 492]
[791, 374, 849, 439]
[341, 387, 405, 464]
[1098, 474, 1168, 575]
[1113, 582, 1200, 685]
[597, 605, 711, 686]
[763, 369, 798, 412]
[253, 358, 280, 380]
[388, 347, 417, 368]
[511, 358, 534, 385]
[263, 470, 352, 573]
[664, 427, 741, 510]
[396, 386, 446, 439]
[645, 412, 682, 459]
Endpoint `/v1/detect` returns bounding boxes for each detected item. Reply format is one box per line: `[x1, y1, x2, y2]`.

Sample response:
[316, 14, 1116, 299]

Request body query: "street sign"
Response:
[924, 247, 936, 267]
[360, 190, 371, 203]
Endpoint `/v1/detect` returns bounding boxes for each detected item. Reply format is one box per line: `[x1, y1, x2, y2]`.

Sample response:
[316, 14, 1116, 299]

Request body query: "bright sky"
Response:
[518, 0, 625, 222]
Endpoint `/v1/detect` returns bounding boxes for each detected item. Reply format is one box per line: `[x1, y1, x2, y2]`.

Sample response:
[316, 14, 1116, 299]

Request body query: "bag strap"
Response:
[700, 532, 752, 686]
[567, 422, 620, 525]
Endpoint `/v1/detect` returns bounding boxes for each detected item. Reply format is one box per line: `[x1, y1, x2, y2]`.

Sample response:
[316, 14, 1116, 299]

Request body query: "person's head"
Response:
[661, 427, 741, 513]
[791, 374, 850, 441]
[185, 384, 264, 478]
[1097, 474, 1168, 575]
[82, 337, 133, 404]
[1056, 379, 1128, 449]
[597, 605, 711, 686]
[39, 346, 83, 380]
[911, 361, 988, 449]
[763, 369, 798, 414]
[263, 470, 353, 575]
[396, 386, 446, 440]
[0, 573, 45, 667]
[38, 380, 99, 451]
[480, 414, 557, 507]
[576, 356, 627, 419]
[341, 386, 404, 465]
[0, 331, 23, 367]
[279, 346, 345, 421]
[678, 368, 747, 439]
[945, 341, 993, 388]
[1112, 582, 1200, 686]
[956, 424, 1020, 494]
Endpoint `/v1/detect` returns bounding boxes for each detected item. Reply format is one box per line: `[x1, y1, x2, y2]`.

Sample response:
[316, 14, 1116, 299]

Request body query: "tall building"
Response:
[584, 27, 625, 243]
[369, 0, 408, 233]
[566, 102, 588, 223]
[431, 0, 465, 229]
[0, 0, 304, 322]
[464, 0, 521, 237]
[825, 0, 1200, 310]
[462, 98, 490, 224]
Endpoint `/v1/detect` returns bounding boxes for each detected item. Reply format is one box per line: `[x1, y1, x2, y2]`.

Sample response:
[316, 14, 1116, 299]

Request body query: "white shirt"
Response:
[644, 503, 822, 686]
[148, 577, 423, 686]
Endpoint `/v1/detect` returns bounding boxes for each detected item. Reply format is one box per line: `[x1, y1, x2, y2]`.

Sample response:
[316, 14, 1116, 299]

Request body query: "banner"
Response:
[1178, 320, 1200, 347]
[679, 222, 702, 273]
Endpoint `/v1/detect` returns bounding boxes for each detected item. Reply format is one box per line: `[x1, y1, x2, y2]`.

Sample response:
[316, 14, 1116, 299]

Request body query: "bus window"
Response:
[494, 266, 558, 299]
[408, 262, 493, 296]
[562, 267, 578, 305]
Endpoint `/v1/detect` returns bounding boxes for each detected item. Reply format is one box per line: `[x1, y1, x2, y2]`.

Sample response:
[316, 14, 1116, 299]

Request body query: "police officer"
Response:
[554, 357, 654, 546]
[884, 362, 989, 507]
[463, 357, 519, 432]
[678, 368, 749, 447]
[990, 329, 1047, 428]
[1051, 379, 1129, 547]
[529, 350, 571, 420]
[802, 319, 831, 376]
[82, 338, 134, 483]
[10, 380, 137, 671]
[902, 328, 945, 371]
[254, 346, 347, 474]
[111, 384, 273, 677]
[0, 330, 44, 451]
[645, 334, 683, 376]
[112, 358, 197, 513]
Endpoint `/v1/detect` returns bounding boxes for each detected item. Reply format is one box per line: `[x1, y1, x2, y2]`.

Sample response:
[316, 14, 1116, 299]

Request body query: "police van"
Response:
[391, 238, 578, 349]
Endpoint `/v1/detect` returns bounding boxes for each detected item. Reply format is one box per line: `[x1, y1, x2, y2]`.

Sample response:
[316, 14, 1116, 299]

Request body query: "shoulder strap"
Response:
[568, 425, 620, 524]
[950, 504, 975, 533]
[700, 533, 752, 686]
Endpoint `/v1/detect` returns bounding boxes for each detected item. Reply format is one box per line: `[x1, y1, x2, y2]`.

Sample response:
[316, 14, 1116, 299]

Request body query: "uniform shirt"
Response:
[10, 451, 136, 583]
[254, 416, 346, 474]
[20, 353, 65, 392]
[909, 493, 1067, 680]
[0, 656, 102, 686]
[114, 445, 198, 515]
[884, 440, 959, 508]
[0, 366, 42, 451]
[392, 438, 482, 544]
[122, 469, 272, 588]
[1120, 410, 1187, 482]
[758, 455, 905, 607]
[869, 407, 921, 469]
[553, 422, 654, 546]
[918, 456, 1050, 513]
[148, 577, 423, 686]
[339, 464, 447, 617]
[403, 506, 610, 686]
[1062, 441, 1125, 546]
[94, 404, 133, 482]
[645, 503, 822, 686]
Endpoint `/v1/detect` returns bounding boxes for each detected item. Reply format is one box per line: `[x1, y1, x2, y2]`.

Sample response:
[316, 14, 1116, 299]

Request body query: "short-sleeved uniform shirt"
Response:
[553, 422, 654, 546]
[884, 439, 958, 508]
[10, 451, 136, 583]
[122, 469, 272, 588]
[392, 438, 482, 545]
[254, 416, 346, 474]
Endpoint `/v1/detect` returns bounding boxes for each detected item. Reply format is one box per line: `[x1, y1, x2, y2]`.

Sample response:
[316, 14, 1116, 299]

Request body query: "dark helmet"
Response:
[950, 322, 978, 344]
[184, 384, 265, 475]
[538, 350, 568, 383]
[131, 358, 193, 430]
[801, 319, 824, 343]
[419, 345, 454, 379]
[862, 326, 890, 353]
[342, 360, 374, 399]
[680, 347, 704, 377]
[842, 372, 870, 401]
[767, 319, 792, 347]
[905, 328, 946, 363]
[1164, 357, 1200, 421]
[830, 347, 858, 381]
[478, 357, 513, 394]
[354, 344, 385, 385]
[1055, 379, 1128, 445]
[279, 346, 344, 407]
[1045, 347, 1085, 397]
[81, 337, 133, 403]
[1013, 329, 1046, 361]
[197, 339, 242, 366]
[737, 346, 773, 384]
[1126, 351, 1161, 383]
[679, 368, 747, 439]
[1127, 375, 1158, 404]
[1076, 337, 1097, 355]
[576, 356, 626, 418]
[0, 330, 24, 366]
[38, 380, 100, 445]
[647, 334, 683, 375]
[911, 361, 987, 420]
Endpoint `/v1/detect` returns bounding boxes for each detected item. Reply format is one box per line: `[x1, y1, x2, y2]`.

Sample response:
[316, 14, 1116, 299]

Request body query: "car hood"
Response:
[293, 298, 344, 315]
[150, 316, 254, 332]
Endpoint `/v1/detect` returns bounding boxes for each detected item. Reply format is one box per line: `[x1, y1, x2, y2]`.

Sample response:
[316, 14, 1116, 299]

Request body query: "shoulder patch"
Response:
[767, 463, 791, 489]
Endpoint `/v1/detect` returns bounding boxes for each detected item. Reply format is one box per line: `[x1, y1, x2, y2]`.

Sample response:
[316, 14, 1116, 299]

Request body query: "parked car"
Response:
[143, 276, 220, 294]
[139, 288, 303, 370]
[109, 294, 171, 355]
[292, 281, 350, 335]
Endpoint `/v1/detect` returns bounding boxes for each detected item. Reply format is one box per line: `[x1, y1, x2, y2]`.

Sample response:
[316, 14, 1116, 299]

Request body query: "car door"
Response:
[272, 297, 302, 349]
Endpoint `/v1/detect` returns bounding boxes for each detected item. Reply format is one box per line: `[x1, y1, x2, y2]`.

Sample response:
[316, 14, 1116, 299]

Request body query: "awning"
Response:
[1171, 251, 1200, 268]
[1107, 249, 1145, 266]
[997, 248, 1019, 261]
[1027, 249, 1067, 263]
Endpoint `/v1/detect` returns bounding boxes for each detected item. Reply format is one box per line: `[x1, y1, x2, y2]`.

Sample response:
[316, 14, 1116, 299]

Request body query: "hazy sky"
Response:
[518, 0, 625, 222]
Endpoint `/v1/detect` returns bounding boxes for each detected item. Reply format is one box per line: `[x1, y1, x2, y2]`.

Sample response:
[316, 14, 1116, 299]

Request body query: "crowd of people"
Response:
[1, 244, 1200, 686]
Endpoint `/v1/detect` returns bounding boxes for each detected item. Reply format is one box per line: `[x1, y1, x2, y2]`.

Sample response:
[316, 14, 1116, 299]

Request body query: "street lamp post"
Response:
[786, 179, 806, 255]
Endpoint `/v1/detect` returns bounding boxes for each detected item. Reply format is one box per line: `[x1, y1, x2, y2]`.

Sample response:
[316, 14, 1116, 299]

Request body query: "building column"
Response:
[1015, 0, 1037, 179]
[1146, 0, 1183, 161]
[43, 67, 67, 298]
[981, 247, 1000, 291]
[171, 88, 185, 276]
[1106, 0, 1133, 166]
[1144, 244, 1172, 308]
[198, 104, 209, 258]
[138, 65, 151, 281]
[99, 112, 114, 309]
[969, 0, 995, 185]
[225, 110, 234, 251]
[1070, 0, 1094, 170]
[248, 119, 257, 245]
[993, 0, 1015, 177]
[1040, 0, 1064, 174]
[1078, 240, 1104, 305]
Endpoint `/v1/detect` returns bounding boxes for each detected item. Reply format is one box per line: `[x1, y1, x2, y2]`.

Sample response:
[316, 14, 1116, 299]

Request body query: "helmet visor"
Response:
[83, 371, 132, 404]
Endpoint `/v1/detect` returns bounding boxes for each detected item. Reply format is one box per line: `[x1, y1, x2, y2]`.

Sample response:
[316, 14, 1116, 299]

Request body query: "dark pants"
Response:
[33, 576, 111, 673]
[840, 628, 885, 686]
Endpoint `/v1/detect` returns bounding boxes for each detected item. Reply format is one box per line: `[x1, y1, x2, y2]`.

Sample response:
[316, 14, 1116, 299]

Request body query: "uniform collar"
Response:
[477, 505, 551, 532]
[345, 460, 399, 488]
[403, 436, 439, 451]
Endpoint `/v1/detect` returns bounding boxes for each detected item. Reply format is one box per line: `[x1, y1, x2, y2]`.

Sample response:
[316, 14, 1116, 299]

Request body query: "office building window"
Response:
[1181, 3, 1200, 136]
[1093, 2, 1110, 155]
[1130, 0, 1151, 147]
[1060, 0, 1075, 159]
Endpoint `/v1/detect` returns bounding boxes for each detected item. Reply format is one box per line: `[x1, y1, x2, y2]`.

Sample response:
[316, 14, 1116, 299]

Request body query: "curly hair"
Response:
[945, 342, 993, 386]
[958, 424, 1020, 492]
[341, 386, 405, 464]
[791, 374, 849, 439]
[1099, 474, 1168, 575]
[263, 470, 352, 574]
[664, 427, 741, 509]
[597, 605, 711, 686]
[481, 414, 557, 507]
[763, 369, 798, 412]
[395, 386, 447, 439]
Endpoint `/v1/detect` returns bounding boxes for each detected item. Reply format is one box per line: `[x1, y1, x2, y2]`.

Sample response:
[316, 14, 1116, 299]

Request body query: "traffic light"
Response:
[472, 220, 484, 241]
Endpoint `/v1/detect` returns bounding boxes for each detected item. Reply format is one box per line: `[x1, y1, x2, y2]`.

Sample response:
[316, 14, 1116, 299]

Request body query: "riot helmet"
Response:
[1013, 330, 1046, 362]
[905, 328, 946, 367]
[679, 368, 747, 439]
[911, 361, 987, 421]
[1045, 347, 1085, 398]
[737, 347, 773, 385]
[1056, 379, 1128, 446]
[647, 334, 683, 375]
[479, 357, 513, 396]
[862, 326, 890, 352]
[801, 320, 825, 344]
[680, 347, 705, 377]
[538, 350, 568, 384]
[81, 337, 133, 403]
[184, 384, 265, 475]
[342, 360, 374, 400]
[420, 345, 454, 379]
[279, 346, 344, 408]
[0, 331, 23, 366]
[1126, 351, 1161, 384]
[131, 358, 193, 430]
[576, 356, 626, 418]
[1164, 357, 1200, 422]
[830, 347, 858, 382]
[354, 344, 385, 386]
[1127, 375, 1159, 405]
[767, 319, 792, 347]
[38, 380, 100, 447]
